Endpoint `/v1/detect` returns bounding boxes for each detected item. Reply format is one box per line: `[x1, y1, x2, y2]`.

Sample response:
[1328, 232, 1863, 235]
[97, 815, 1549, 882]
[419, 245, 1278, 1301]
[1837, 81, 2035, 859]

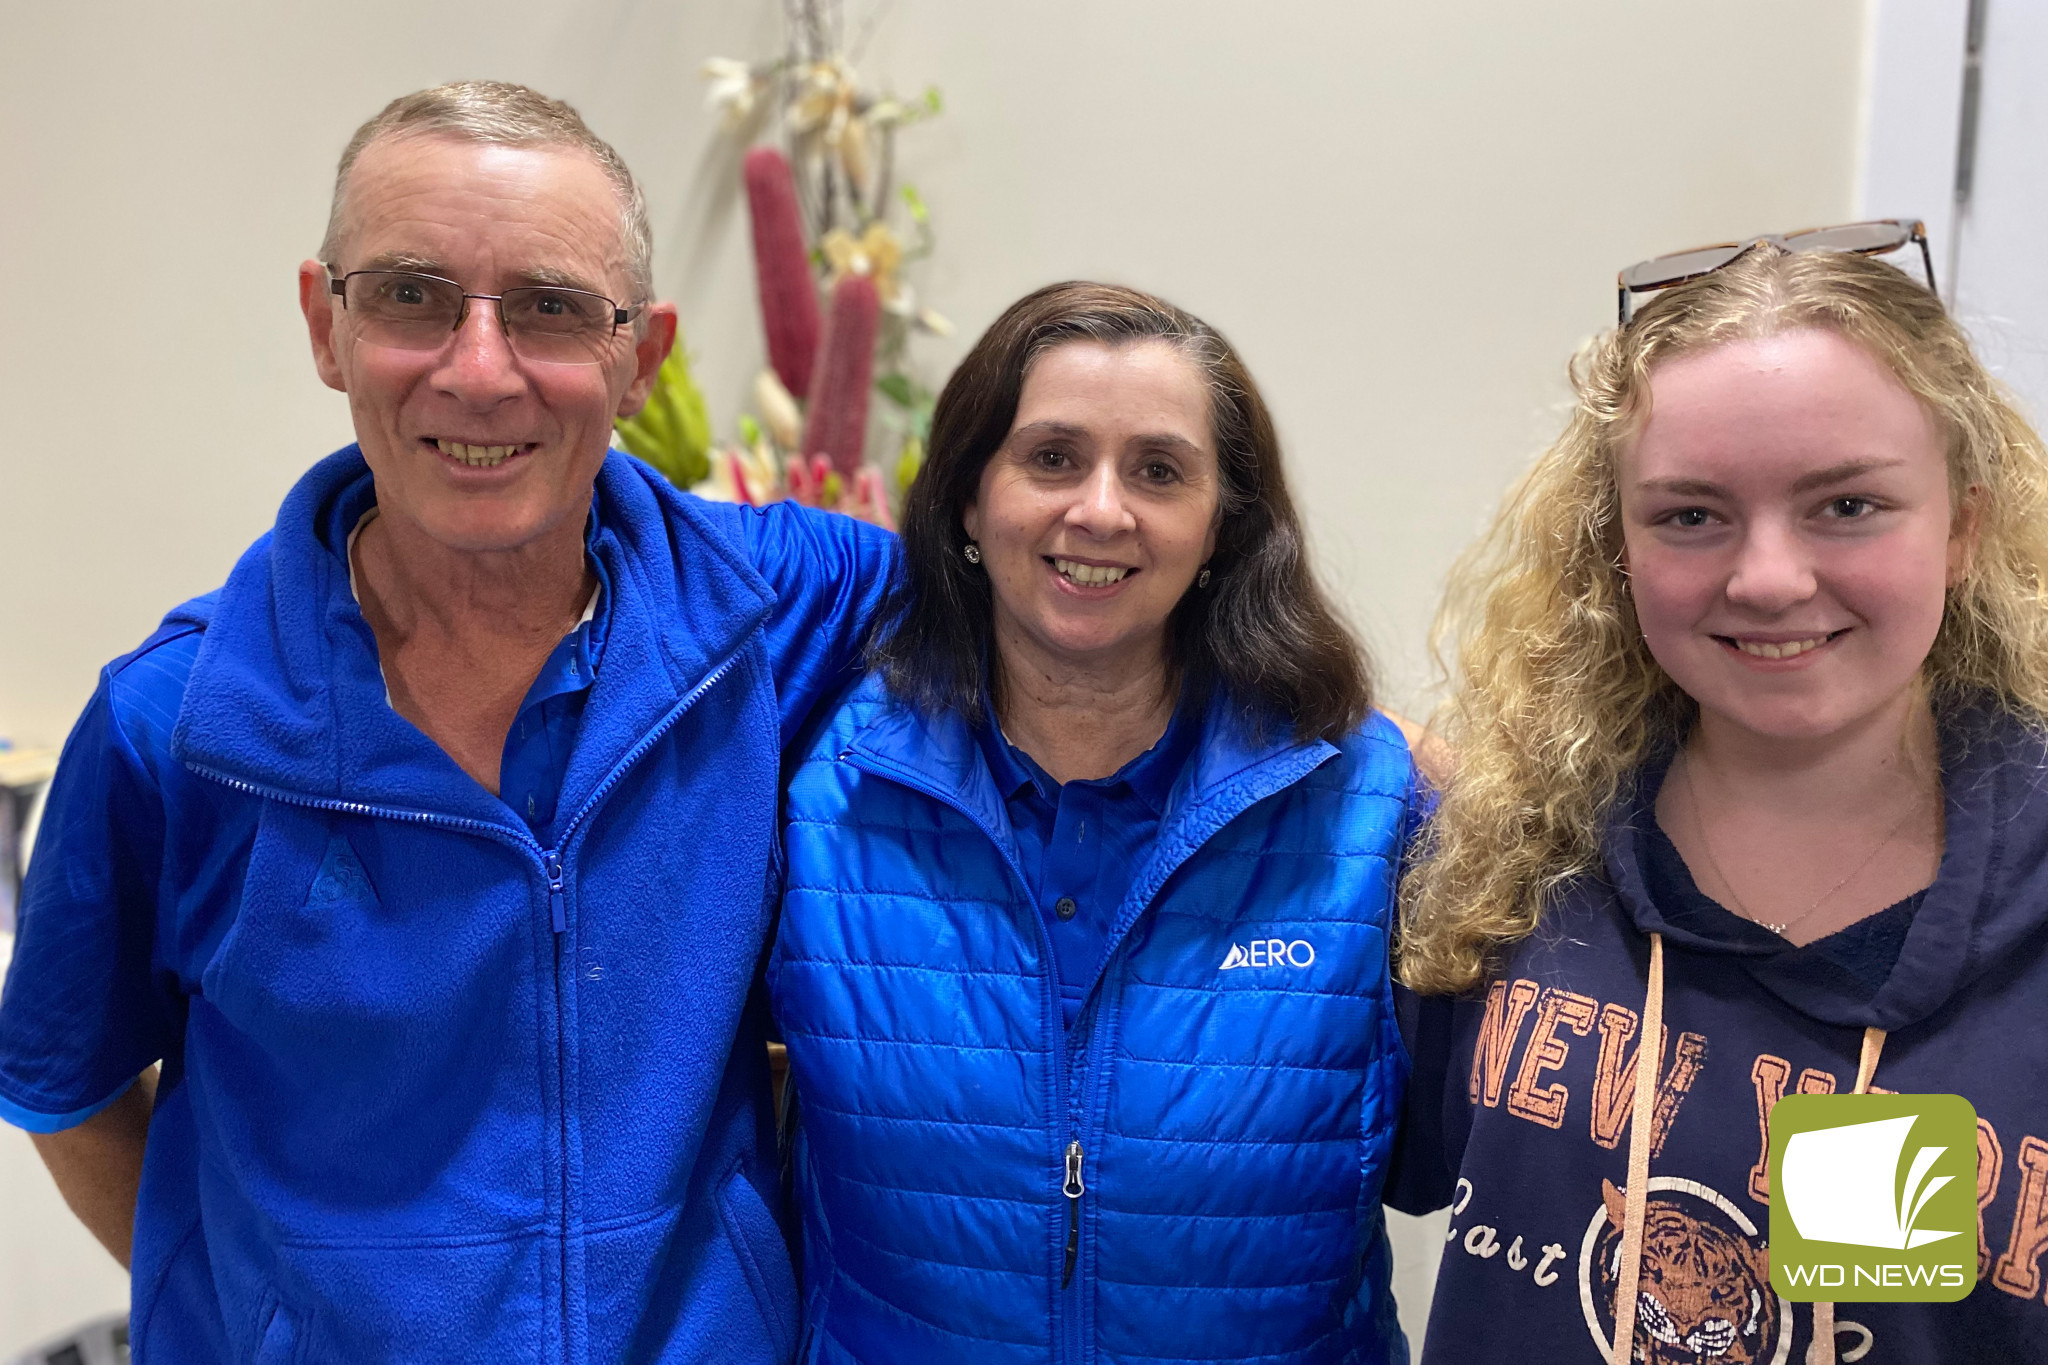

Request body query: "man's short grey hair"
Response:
[320, 80, 654, 305]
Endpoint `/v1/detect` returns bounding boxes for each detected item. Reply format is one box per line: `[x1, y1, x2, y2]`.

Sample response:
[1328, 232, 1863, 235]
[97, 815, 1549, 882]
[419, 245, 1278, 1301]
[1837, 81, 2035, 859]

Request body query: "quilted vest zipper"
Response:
[1061, 1138, 1085, 1287]
[188, 642, 747, 1365]
[839, 747, 1088, 1358]
[1062, 1007, 1094, 1365]
[1060, 1001, 1094, 1365]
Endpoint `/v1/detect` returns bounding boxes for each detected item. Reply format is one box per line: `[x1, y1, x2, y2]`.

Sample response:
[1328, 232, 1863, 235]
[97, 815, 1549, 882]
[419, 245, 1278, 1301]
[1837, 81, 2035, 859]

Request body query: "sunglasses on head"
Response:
[1616, 218, 1935, 324]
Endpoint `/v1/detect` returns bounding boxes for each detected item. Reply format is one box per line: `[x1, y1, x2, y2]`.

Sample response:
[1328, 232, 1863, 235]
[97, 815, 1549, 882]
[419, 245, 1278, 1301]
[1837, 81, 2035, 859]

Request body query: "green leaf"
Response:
[900, 184, 929, 223]
[875, 373, 917, 407]
[614, 338, 712, 489]
[923, 85, 943, 114]
[737, 414, 763, 447]
[895, 434, 925, 491]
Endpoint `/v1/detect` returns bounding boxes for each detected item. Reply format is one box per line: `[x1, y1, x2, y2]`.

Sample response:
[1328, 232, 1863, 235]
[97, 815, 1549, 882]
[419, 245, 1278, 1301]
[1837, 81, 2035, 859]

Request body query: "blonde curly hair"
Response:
[1398, 245, 2048, 997]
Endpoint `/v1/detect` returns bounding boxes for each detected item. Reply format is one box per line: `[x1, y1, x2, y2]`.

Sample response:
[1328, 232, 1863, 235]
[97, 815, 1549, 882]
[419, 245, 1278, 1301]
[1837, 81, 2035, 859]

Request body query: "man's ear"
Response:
[1948, 482, 1984, 587]
[617, 302, 680, 418]
[299, 260, 347, 393]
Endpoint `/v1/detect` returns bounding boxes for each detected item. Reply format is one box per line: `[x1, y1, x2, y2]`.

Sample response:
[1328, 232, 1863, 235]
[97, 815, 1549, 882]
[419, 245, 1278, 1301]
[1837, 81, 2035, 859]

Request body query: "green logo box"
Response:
[1768, 1093, 1978, 1303]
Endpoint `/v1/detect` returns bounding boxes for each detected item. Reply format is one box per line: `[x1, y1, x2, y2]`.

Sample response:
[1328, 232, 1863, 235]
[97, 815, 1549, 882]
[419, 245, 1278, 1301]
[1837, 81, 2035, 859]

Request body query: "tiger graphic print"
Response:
[1581, 1177, 1787, 1363]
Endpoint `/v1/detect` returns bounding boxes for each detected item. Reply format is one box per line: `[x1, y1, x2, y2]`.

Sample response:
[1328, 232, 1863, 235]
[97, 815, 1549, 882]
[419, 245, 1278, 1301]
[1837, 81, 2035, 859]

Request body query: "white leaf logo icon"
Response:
[1782, 1115, 1963, 1250]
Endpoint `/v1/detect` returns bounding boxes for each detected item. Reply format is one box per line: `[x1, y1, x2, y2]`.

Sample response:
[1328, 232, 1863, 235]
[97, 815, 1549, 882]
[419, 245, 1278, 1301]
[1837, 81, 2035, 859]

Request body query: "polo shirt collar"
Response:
[330, 483, 613, 709]
[973, 678, 1198, 818]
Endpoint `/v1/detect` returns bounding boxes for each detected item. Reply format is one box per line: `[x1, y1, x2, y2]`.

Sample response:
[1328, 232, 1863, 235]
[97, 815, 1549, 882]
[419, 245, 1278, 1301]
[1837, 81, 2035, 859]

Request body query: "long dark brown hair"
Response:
[868, 280, 1372, 742]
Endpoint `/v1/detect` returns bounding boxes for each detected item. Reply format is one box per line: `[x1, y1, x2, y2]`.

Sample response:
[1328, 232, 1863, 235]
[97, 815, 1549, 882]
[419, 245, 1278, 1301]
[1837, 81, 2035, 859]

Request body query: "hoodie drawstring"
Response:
[1610, 933, 1665, 1364]
[1807, 1026, 1889, 1365]
[1852, 1025, 1886, 1094]
[1609, 932, 1890, 1365]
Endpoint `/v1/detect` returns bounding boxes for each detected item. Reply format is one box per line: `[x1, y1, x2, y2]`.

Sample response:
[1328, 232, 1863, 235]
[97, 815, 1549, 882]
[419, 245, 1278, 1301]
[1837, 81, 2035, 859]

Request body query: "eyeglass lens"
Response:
[341, 272, 620, 364]
[1780, 222, 1912, 254]
[1619, 244, 1749, 291]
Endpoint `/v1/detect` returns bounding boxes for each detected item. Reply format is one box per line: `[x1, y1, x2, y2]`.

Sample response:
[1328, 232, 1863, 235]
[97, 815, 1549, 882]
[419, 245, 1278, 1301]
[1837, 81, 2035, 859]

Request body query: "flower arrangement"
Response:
[617, 0, 948, 529]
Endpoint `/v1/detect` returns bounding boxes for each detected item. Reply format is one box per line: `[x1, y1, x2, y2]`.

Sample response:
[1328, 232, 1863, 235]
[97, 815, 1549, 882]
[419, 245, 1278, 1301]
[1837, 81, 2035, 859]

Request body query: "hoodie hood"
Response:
[170, 445, 771, 829]
[1601, 704, 2048, 1032]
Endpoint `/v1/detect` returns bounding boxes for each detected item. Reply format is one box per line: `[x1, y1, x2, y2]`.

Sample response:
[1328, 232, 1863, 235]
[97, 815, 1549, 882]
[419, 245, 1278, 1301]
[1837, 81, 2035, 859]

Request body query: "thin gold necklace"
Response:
[1676, 751, 1925, 938]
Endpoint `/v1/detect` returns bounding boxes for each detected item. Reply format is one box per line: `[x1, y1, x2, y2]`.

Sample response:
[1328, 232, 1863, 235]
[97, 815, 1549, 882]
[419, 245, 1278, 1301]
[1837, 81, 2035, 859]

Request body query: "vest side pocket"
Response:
[718, 1165, 800, 1362]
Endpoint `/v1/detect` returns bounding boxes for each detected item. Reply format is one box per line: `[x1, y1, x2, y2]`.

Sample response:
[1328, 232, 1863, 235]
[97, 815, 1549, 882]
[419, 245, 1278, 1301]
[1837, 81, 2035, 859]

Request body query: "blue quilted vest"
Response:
[771, 673, 1417, 1365]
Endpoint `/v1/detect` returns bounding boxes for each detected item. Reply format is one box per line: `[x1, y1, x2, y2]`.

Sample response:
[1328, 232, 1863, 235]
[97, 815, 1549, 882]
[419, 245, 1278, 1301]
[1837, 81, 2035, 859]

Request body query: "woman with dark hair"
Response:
[768, 282, 1420, 1363]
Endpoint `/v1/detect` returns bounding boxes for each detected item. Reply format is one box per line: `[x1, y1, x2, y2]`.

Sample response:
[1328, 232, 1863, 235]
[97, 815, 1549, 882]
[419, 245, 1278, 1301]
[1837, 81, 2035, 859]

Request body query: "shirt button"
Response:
[1055, 896, 1078, 921]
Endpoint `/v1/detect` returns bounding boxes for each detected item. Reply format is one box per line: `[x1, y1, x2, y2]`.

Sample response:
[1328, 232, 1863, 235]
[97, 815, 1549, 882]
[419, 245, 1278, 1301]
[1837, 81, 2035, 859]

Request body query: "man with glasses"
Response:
[0, 82, 893, 1363]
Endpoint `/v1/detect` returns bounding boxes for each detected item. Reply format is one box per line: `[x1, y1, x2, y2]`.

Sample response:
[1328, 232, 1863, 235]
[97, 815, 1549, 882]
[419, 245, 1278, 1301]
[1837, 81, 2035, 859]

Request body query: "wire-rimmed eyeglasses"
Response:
[327, 268, 644, 366]
[1616, 219, 1936, 324]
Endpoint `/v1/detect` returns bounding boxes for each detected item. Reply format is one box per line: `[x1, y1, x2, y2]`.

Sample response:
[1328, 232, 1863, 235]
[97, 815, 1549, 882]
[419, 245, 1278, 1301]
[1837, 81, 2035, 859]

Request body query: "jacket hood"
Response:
[1602, 705, 2048, 1032]
[169, 446, 772, 829]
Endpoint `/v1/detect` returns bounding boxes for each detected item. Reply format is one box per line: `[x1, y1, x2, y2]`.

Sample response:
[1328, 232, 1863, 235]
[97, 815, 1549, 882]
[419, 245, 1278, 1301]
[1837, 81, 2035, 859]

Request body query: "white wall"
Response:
[1, 0, 1871, 746]
[1860, 0, 2048, 435]
[0, 0, 1870, 1354]
[1946, 0, 2048, 421]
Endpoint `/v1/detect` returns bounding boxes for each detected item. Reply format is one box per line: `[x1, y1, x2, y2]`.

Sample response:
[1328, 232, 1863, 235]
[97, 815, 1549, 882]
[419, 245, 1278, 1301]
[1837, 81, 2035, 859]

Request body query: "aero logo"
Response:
[1767, 1093, 1978, 1303]
[1219, 939, 1315, 971]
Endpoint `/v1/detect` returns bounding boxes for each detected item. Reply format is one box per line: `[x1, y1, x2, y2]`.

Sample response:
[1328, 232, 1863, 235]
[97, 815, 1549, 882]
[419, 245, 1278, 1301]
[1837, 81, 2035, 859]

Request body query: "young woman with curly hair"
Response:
[1387, 241, 2048, 1363]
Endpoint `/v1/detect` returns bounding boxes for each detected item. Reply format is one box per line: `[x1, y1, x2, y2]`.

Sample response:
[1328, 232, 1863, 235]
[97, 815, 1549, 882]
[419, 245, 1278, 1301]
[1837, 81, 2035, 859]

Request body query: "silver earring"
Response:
[1197, 567, 1211, 588]
[963, 542, 982, 564]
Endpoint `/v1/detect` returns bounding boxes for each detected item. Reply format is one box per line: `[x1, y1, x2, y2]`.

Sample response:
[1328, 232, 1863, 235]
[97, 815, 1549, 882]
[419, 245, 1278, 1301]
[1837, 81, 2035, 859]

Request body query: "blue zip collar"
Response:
[846, 678, 1340, 894]
[170, 446, 773, 823]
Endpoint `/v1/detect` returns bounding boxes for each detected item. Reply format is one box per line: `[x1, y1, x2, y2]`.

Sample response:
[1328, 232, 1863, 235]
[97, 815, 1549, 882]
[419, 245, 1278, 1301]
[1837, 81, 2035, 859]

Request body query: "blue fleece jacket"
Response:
[770, 673, 1420, 1365]
[1388, 706, 2048, 1362]
[0, 447, 896, 1364]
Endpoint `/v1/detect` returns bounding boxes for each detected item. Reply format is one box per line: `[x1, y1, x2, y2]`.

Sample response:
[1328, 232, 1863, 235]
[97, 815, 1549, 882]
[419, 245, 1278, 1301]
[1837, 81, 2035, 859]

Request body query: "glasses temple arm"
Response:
[1914, 232, 1940, 300]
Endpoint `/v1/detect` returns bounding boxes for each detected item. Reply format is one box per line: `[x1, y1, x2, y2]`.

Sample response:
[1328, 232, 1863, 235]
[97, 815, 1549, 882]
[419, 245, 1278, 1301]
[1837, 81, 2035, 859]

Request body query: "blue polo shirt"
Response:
[330, 477, 610, 846]
[977, 692, 1198, 1028]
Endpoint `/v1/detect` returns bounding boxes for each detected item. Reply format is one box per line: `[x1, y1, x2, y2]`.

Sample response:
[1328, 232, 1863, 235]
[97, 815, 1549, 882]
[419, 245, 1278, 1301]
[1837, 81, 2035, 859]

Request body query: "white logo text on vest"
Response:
[1219, 939, 1316, 971]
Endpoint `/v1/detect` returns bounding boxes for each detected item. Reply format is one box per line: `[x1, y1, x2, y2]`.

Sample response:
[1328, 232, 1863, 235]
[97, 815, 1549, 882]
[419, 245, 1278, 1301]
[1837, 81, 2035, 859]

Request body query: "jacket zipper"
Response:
[188, 644, 747, 1364]
[1061, 1138, 1085, 1288]
[840, 748, 1090, 1357]
[546, 853, 567, 933]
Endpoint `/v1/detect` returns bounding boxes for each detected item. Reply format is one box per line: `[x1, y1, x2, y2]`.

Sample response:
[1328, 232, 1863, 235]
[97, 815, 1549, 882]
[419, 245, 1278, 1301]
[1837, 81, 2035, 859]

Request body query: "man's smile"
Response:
[427, 436, 538, 469]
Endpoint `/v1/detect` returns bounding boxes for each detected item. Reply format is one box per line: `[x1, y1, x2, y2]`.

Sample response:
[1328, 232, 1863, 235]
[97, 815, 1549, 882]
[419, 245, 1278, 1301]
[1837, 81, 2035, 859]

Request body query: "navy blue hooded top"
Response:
[1388, 707, 2048, 1362]
[0, 447, 896, 1364]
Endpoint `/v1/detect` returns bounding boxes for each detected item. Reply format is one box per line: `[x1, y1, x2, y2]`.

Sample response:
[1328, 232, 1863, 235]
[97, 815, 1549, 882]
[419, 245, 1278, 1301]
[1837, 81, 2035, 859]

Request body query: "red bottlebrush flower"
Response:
[742, 147, 822, 399]
[803, 272, 881, 475]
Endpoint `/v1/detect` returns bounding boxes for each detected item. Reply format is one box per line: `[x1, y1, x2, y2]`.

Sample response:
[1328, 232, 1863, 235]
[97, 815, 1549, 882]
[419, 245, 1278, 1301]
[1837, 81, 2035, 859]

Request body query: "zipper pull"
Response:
[546, 853, 566, 934]
[1061, 1139, 1085, 1288]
